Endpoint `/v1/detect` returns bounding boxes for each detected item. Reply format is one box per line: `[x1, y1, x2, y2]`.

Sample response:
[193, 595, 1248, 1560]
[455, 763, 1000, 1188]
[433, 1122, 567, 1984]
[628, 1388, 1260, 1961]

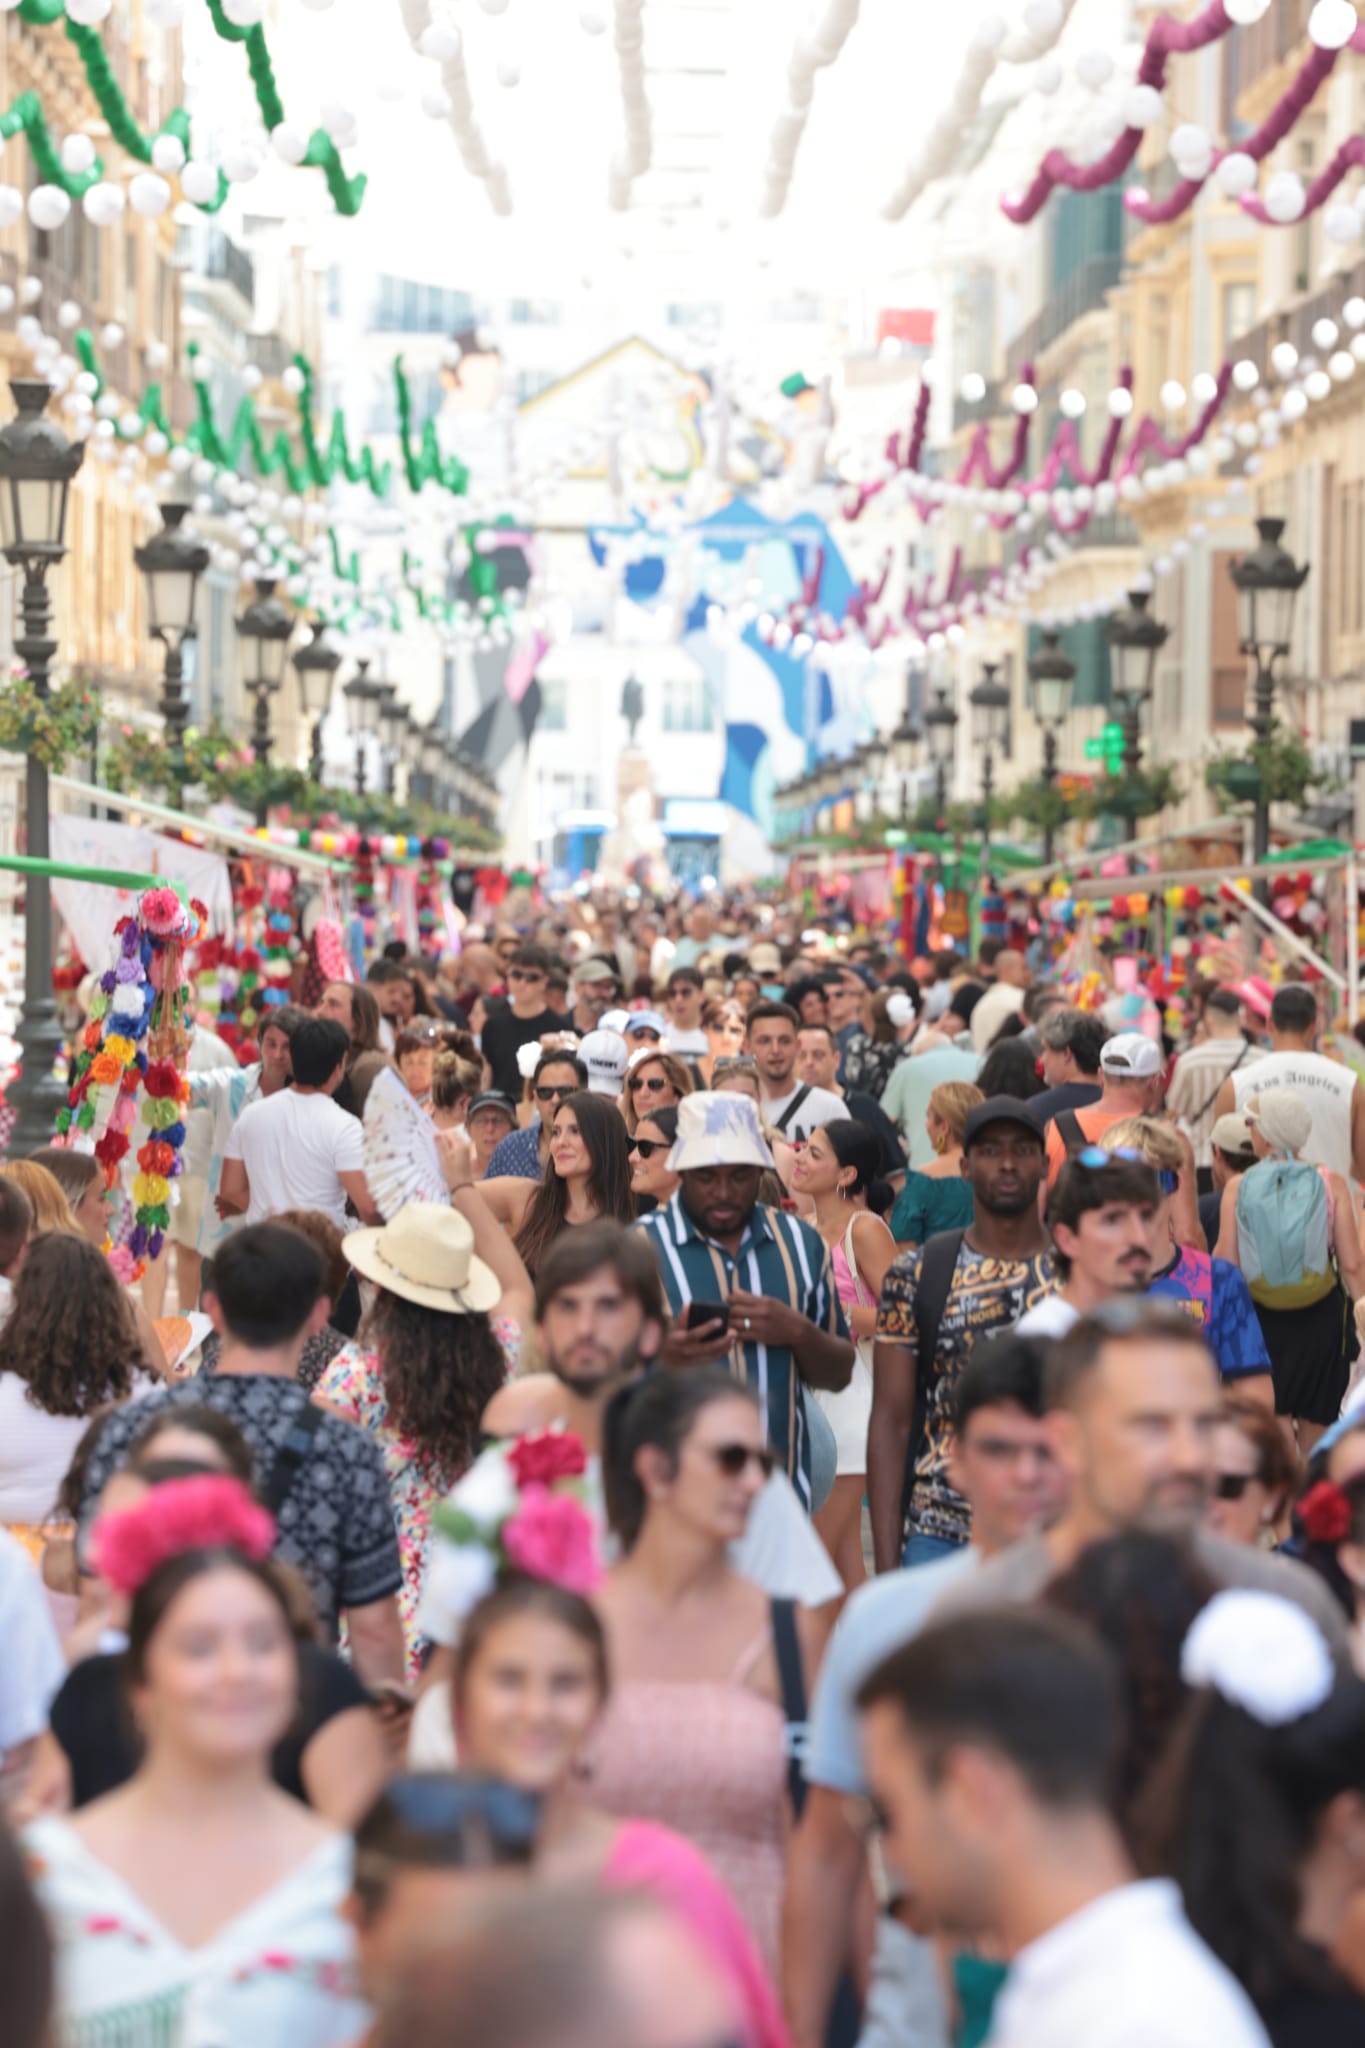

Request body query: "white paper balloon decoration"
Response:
[1011, 382, 1039, 414]
[271, 123, 309, 165]
[1232, 358, 1260, 391]
[281, 364, 306, 395]
[1325, 203, 1360, 244]
[496, 57, 521, 86]
[1214, 151, 1258, 197]
[1263, 170, 1305, 223]
[82, 181, 125, 226]
[179, 160, 220, 206]
[0, 186, 23, 229]
[1074, 48, 1114, 89]
[1107, 386, 1134, 418]
[65, 0, 112, 22]
[579, 5, 607, 28]
[1059, 387, 1086, 418]
[1305, 369, 1332, 400]
[151, 133, 186, 175]
[28, 185, 71, 230]
[421, 87, 452, 119]
[1330, 350, 1355, 380]
[60, 133, 97, 177]
[242, 365, 263, 390]
[959, 371, 986, 402]
[1270, 340, 1300, 377]
[145, 340, 171, 372]
[144, 0, 186, 22]
[57, 300, 81, 329]
[1122, 85, 1163, 129]
[1313, 318, 1340, 350]
[1170, 123, 1212, 179]
[1224, 0, 1271, 20]
[221, 0, 263, 21]
[224, 148, 263, 184]
[477, 0, 510, 12]
[1346, 298, 1365, 329]
[129, 173, 171, 217]
[1308, 0, 1357, 48]
[1159, 380, 1186, 410]
[419, 18, 460, 59]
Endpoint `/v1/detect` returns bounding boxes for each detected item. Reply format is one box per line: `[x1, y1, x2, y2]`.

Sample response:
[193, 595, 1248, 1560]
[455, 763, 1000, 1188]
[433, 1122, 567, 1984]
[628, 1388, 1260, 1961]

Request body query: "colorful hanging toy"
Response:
[59, 885, 205, 1281]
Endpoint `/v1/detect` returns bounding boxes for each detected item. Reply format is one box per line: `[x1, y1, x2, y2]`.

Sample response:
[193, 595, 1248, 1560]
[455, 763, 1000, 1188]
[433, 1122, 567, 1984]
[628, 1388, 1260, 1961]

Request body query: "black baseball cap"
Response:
[963, 1096, 1046, 1150]
[467, 1091, 518, 1123]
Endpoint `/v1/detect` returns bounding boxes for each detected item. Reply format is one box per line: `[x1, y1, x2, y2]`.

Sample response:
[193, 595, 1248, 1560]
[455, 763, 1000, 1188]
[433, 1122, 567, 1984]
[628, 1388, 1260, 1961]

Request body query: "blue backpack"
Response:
[1235, 1157, 1336, 1310]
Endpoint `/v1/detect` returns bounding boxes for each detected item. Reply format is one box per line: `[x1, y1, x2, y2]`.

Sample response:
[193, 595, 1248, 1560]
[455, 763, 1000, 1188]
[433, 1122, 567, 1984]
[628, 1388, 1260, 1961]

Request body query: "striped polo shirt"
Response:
[634, 1191, 848, 1506]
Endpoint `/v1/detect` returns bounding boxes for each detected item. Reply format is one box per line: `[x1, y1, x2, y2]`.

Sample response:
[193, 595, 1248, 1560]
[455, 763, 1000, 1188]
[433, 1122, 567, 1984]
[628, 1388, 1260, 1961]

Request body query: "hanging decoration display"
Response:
[757, 0, 862, 220]
[607, 0, 652, 210]
[398, 0, 513, 215]
[60, 885, 203, 1280]
[1003, 0, 1365, 230]
[883, 0, 1080, 223]
[0, 0, 367, 218]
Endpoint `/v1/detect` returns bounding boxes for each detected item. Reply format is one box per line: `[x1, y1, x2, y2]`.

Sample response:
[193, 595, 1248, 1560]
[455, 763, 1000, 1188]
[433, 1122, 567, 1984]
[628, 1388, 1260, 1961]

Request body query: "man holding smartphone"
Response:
[634, 1091, 855, 1510]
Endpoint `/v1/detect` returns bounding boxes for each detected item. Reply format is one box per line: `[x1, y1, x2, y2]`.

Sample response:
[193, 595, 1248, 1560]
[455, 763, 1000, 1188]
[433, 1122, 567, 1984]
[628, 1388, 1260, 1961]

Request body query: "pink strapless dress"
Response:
[579, 1657, 788, 1975]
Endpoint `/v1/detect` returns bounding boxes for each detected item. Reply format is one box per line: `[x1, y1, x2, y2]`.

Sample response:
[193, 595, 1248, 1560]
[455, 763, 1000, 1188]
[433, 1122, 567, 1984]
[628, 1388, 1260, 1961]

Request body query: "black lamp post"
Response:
[1105, 588, 1168, 844]
[0, 380, 85, 1154]
[969, 662, 1011, 873]
[343, 658, 384, 797]
[923, 682, 958, 825]
[377, 684, 407, 800]
[1229, 516, 1310, 867]
[890, 712, 921, 825]
[292, 621, 342, 785]
[1028, 627, 1077, 864]
[134, 502, 208, 787]
[237, 579, 294, 828]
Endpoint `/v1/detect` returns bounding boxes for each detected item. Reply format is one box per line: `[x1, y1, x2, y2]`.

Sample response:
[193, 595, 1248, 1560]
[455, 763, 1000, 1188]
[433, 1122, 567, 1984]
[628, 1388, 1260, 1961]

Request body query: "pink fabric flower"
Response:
[507, 1430, 588, 1490]
[140, 886, 184, 936]
[92, 1475, 276, 1596]
[502, 1486, 602, 1595]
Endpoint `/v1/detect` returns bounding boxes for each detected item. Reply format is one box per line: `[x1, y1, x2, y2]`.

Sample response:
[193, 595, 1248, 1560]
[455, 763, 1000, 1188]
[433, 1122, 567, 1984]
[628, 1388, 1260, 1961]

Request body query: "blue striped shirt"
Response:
[634, 1191, 848, 1506]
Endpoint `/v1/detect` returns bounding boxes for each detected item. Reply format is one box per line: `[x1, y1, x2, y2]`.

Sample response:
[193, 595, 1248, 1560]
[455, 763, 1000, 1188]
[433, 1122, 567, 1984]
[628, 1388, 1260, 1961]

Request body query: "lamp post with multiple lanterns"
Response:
[134, 502, 209, 788]
[1228, 516, 1310, 869]
[1105, 588, 1169, 844]
[236, 579, 295, 828]
[292, 622, 343, 785]
[968, 662, 1011, 875]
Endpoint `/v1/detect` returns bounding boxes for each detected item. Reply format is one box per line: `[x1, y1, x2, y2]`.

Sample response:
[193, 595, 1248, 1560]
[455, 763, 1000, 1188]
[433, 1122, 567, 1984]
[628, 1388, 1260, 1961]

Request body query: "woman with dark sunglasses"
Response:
[628, 1104, 681, 1215]
[577, 1370, 824, 1979]
[1205, 1396, 1300, 1548]
[622, 1049, 694, 1137]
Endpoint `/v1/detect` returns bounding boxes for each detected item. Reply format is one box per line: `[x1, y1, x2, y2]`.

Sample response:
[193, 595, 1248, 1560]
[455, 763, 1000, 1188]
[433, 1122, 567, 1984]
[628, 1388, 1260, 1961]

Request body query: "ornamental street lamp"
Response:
[343, 658, 384, 797]
[1105, 588, 1169, 844]
[377, 683, 404, 798]
[237, 579, 294, 828]
[923, 682, 959, 824]
[1229, 516, 1310, 867]
[1028, 628, 1077, 864]
[134, 502, 209, 787]
[969, 661, 1011, 873]
[890, 712, 922, 823]
[292, 622, 343, 785]
[0, 380, 85, 1154]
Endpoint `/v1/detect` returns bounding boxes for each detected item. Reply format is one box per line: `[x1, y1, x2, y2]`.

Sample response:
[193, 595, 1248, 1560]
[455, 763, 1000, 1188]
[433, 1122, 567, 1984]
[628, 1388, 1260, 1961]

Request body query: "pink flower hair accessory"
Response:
[502, 1486, 602, 1596]
[92, 1474, 276, 1596]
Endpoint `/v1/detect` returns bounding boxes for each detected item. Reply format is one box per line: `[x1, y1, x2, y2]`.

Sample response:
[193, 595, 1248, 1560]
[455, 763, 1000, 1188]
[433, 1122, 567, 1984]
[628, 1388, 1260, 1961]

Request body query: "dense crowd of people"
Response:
[5, 890, 1365, 2048]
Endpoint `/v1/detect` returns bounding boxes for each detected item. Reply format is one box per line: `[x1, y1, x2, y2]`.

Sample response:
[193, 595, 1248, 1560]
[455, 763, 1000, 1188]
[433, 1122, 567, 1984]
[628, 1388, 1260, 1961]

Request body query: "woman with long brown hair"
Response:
[622, 1049, 694, 1137]
[477, 1093, 636, 1276]
[0, 1233, 151, 1556]
[315, 1203, 514, 1677]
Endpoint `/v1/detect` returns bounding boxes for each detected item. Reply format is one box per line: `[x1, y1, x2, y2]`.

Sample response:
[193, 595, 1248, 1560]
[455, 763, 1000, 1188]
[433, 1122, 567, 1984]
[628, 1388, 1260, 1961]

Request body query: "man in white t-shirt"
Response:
[747, 1001, 845, 1143]
[1214, 981, 1365, 1181]
[219, 1016, 381, 1231]
[1016, 1152, 1163, 1341]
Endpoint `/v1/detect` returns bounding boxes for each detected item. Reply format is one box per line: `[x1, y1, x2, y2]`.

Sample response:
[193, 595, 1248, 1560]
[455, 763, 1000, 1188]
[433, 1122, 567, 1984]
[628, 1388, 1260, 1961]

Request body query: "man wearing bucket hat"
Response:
[633, 1093, 855, 1511]
[1211, 1085, 1365, 1448]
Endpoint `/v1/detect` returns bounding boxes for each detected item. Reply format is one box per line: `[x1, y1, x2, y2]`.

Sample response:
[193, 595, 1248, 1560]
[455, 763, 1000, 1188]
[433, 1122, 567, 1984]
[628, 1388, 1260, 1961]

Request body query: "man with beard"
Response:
[868, 1097, 1052, 1571]
[451, 1221, 840, 1615]
[1015, 1152, 1162, 1340]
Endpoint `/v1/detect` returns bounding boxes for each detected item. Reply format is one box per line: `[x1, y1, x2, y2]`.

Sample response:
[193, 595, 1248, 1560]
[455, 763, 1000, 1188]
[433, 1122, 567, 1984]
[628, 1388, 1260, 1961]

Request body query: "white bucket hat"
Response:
[1245, 1086, 1313, 1156]
[344, 1201, 501, 1314]
[666, 1091, 776, 1173]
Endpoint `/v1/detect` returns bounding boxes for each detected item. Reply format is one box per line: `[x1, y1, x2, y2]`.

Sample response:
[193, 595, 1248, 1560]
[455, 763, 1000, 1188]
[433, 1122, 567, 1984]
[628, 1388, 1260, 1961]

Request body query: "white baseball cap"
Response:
[579, 1029, 629, 1097]
[1100, 1031, 1163, 1079]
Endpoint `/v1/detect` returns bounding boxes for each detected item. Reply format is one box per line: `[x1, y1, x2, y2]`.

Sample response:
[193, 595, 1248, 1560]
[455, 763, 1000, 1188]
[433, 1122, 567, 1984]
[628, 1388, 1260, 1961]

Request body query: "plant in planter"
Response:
[1093, 763, 1182, 821]
[1205, 722, 1327, 811]
[0, 674, 99, 772]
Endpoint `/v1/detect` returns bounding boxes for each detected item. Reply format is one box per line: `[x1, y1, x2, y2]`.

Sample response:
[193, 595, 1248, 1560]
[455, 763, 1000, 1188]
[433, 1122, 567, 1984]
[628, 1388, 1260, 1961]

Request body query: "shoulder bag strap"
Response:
[1189, 1039, 1251, 1131]
[901, 1229, 967, 1532]
[770, 1596, 809, 1817]
[262, 1400, 327, 1518]
[1056, 1109, 1086, 1156]
[773, 1083, 813, 1136]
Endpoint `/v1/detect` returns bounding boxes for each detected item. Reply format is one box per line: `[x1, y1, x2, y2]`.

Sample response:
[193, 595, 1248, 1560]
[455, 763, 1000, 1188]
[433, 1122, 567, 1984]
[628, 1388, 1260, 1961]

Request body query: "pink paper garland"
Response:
[1238, 125, 1365, 225]
[1001, 0, 1231, 226]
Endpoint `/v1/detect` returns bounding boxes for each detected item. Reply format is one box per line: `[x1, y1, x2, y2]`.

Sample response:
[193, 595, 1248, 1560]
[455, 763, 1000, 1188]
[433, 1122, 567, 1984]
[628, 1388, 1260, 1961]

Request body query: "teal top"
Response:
[889, 1169, 975, 1246]
[953, 1955, 1008, 2048]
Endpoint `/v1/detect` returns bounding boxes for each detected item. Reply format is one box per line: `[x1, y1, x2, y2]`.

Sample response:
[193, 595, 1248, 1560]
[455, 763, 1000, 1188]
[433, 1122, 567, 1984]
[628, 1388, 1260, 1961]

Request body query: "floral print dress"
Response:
[316, 1328, 516, 1678]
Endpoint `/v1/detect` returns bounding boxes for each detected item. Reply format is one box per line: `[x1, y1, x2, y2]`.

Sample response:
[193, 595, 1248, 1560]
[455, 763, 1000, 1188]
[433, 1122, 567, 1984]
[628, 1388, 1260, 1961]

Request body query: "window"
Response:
[661, 676, 713, 732]
[1221, 280, 1256, 353]
[508, 297, 561, 325]
[538, 680, 567, 731]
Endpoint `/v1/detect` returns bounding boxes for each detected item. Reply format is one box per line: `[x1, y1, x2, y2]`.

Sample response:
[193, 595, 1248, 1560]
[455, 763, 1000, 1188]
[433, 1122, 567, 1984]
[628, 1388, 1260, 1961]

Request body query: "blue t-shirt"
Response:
[1148, 1248, 1272, 1381]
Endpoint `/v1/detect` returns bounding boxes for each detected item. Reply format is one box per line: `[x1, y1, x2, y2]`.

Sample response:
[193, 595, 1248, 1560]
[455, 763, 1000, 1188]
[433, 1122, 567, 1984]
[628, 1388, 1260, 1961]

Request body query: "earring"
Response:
[838, 1183, 849, 1203]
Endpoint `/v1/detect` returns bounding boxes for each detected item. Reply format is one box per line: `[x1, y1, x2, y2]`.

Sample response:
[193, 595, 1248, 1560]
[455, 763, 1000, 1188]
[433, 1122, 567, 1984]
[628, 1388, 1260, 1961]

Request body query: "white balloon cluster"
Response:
[756, 0, 861, 220]
[606, 0, 652, 211]
[883, 0, 1077, 222]
[403, 0, 512, 213]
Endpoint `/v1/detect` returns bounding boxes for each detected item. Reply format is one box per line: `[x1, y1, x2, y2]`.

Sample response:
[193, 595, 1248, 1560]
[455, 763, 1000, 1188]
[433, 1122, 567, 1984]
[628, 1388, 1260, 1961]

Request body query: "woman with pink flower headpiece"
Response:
[23, 1474, 369, 2048]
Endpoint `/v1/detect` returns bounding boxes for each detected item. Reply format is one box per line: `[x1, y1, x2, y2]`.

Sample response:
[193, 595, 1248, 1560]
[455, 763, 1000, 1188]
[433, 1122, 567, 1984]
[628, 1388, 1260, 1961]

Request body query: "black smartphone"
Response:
[682, 1299, 730, 1335]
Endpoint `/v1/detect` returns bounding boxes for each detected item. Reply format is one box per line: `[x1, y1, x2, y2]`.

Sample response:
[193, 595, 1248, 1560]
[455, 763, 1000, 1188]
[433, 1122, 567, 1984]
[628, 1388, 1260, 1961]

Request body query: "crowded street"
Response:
[5, 3, 1365, 2047]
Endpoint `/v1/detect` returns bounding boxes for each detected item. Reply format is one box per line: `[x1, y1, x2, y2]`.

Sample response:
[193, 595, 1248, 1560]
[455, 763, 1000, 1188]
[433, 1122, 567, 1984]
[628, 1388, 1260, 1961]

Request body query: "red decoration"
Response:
[1299, 1478, 1353, 1545]
[507, 1430, 589, 1489]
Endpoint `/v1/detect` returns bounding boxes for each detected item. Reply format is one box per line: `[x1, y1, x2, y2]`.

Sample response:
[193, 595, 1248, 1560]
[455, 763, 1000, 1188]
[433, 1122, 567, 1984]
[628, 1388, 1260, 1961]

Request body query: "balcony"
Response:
[1004, 252, 1125, 371]
[201, 232, 255, 308]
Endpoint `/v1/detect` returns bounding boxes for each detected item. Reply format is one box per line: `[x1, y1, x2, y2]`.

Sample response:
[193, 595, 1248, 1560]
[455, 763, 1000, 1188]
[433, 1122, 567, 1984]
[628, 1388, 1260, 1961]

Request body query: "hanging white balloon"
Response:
[1121, 84, 1163, 129]
[0, 186, 23, 229]
[151, 133, 186, 175]
[1059, 387, 1086, 418]
[144, 0, 185, 23]
[180, 159, 220, 206]
[1159, 380, 1187, 410]
[56, 300, 81, 329]
[28, 185, 72, 230]
[1270, 339, 1300, 377]
[271, 123, 309, 165]
[1308, 0, 1357, 49]
[496, 56, 522, 87]
[145, 340, 171, 372]
[959, 371, 987, 403]
[1213, 150, 1258, 197]
[129, 172, 172, 217]
[1224, 0, 1271, 19]
[65, 0, 112, 22]
[223, 147, 263, 183]
[1263, 170, 1306, 223]
[1232, 358, 1260, 391]
[221, 0, 264, 22]
[60, 133, 97, 177]
[419, 17, 460, 58]
[579, 4, 607, 29]
[1325, 203, 1361, 244]
[1073, 48, 1113, 89]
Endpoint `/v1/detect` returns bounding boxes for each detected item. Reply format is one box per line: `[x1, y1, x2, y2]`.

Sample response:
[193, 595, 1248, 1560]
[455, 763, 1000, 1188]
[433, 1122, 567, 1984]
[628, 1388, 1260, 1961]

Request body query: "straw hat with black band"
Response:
[344, 1202, 501, 1315]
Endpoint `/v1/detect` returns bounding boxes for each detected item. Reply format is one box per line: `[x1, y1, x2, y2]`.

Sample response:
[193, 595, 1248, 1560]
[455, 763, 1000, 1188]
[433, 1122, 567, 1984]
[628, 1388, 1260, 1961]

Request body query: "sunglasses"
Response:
[535, 1082, 578, 1103]
[1215, 1472, 1256, 1501]
[631, 1136, 669, 1159]
[507, 969, 545, 983]
[709, 1443, 778, 1479]
[626, 1027, 662, 1043]
[712, 1056, 758, 1076]
[1075, 1144, 1178, 1196]
[631, 1074, 672, 1093]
